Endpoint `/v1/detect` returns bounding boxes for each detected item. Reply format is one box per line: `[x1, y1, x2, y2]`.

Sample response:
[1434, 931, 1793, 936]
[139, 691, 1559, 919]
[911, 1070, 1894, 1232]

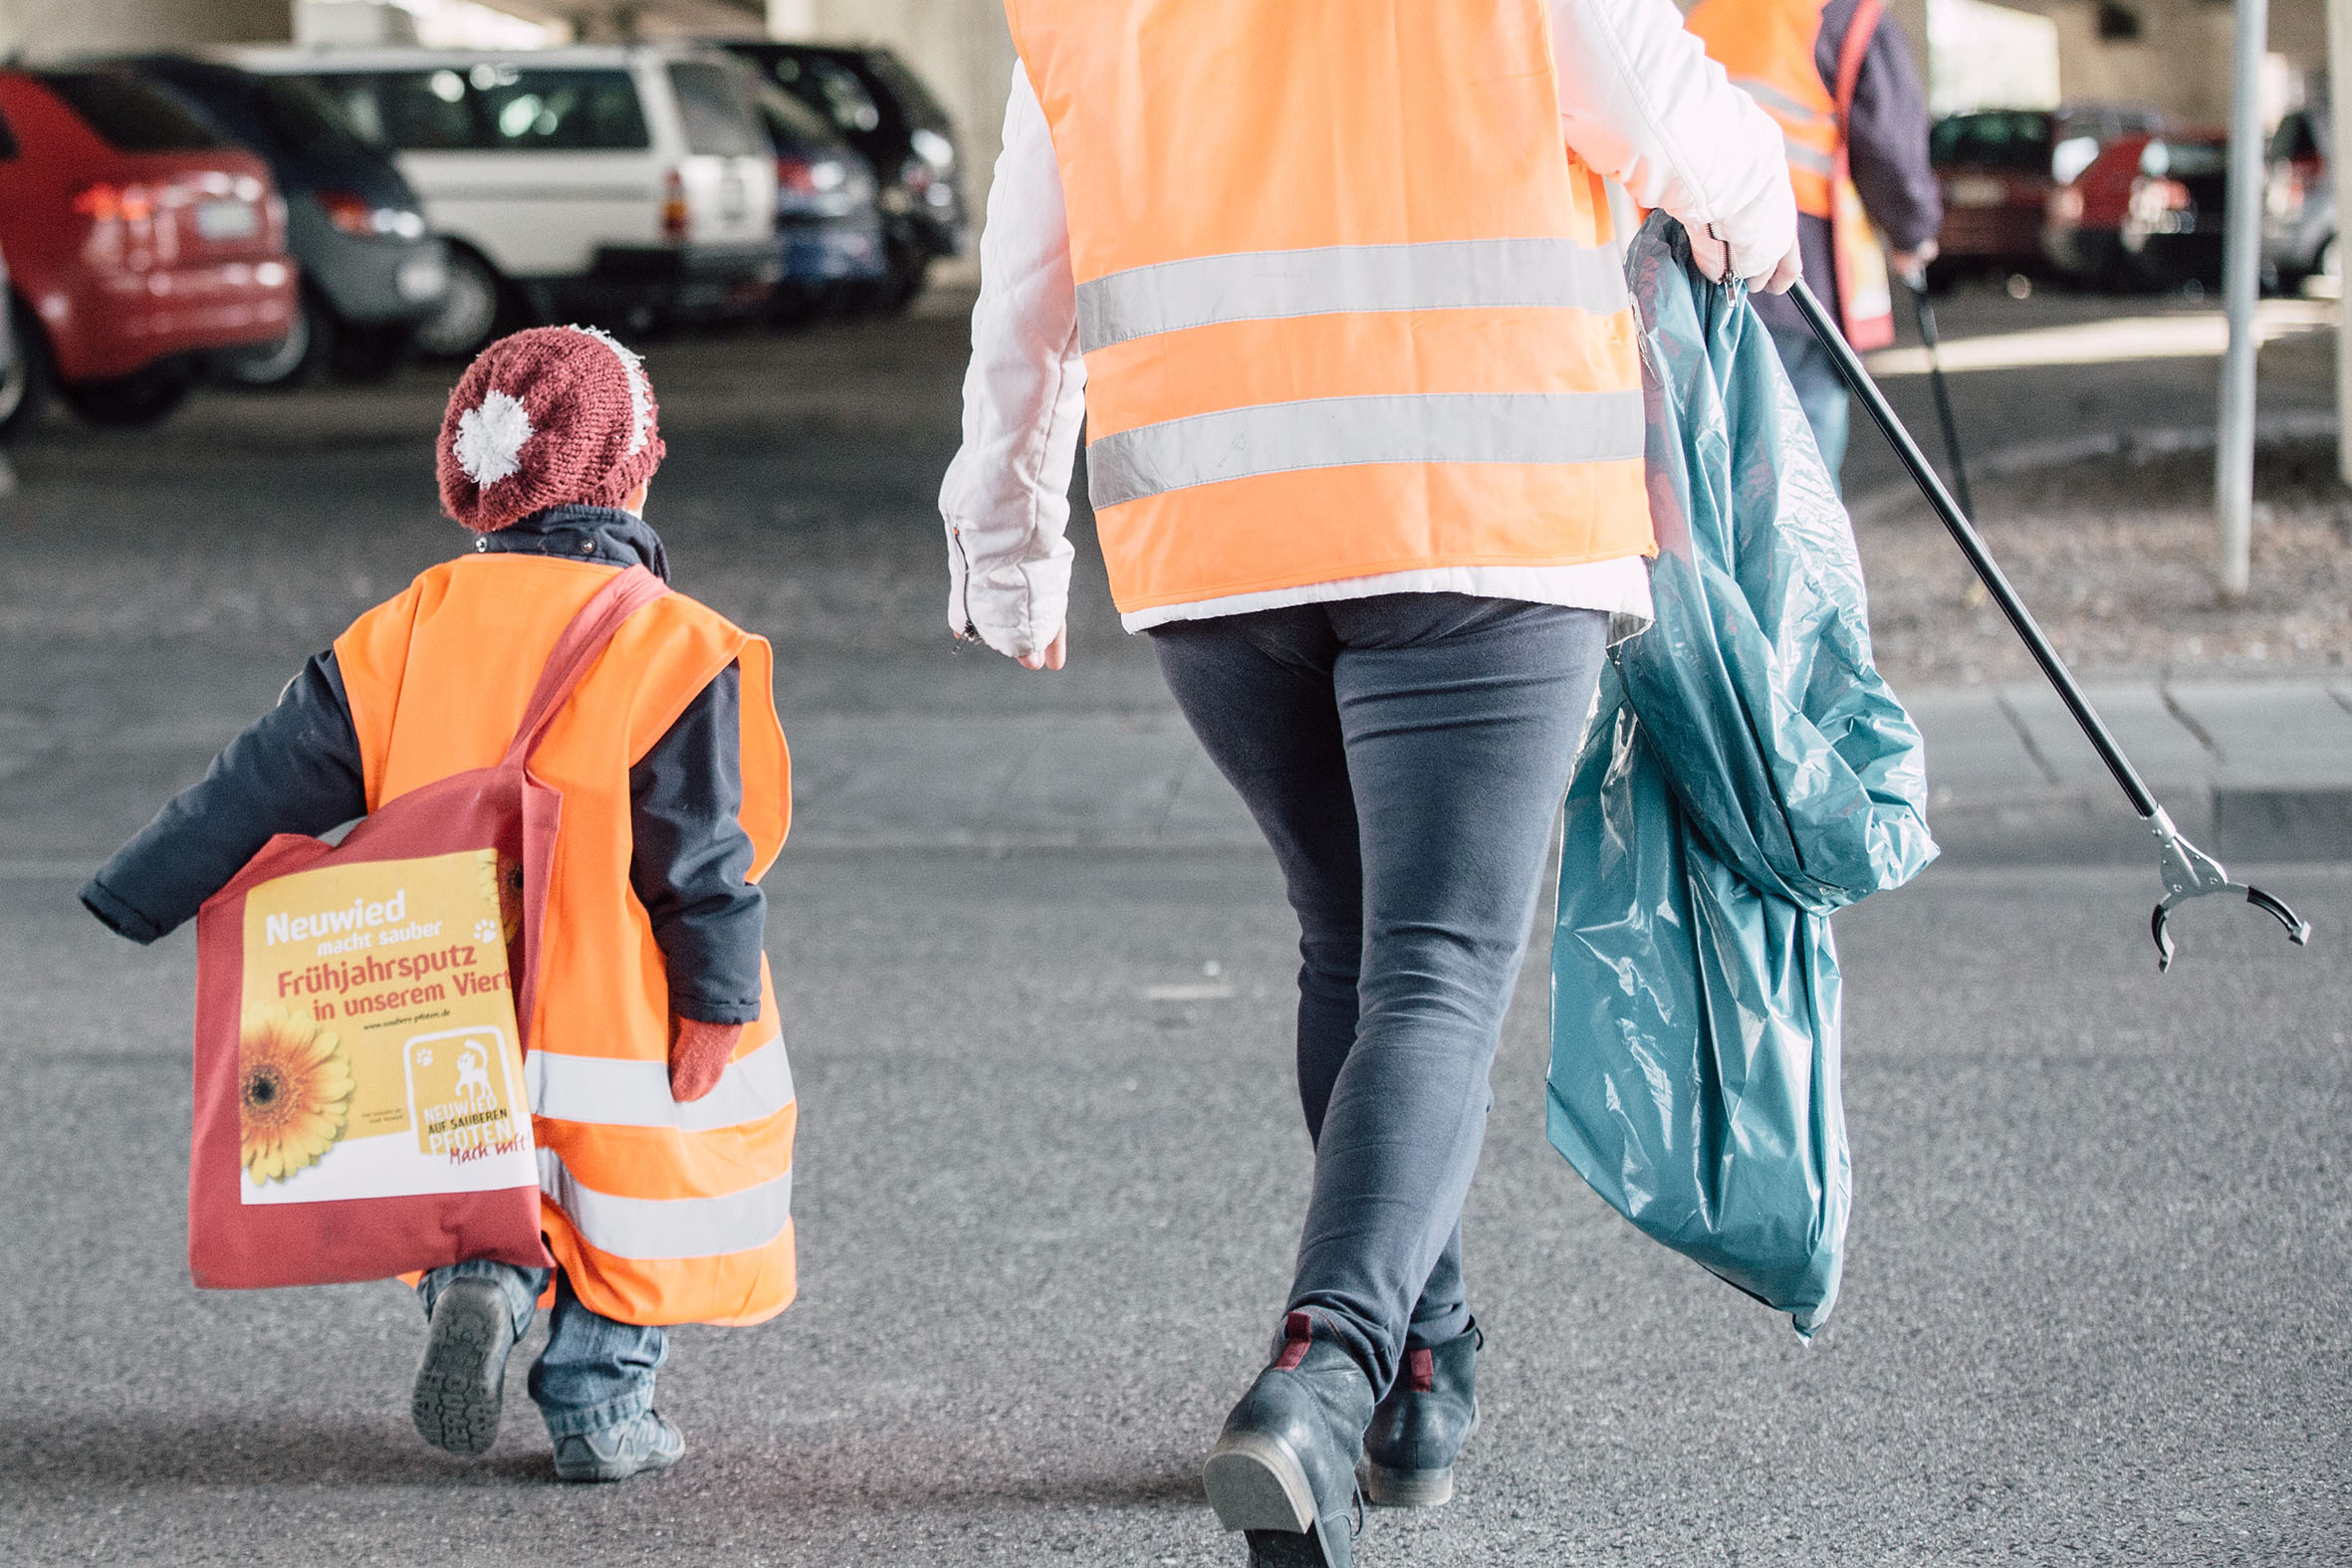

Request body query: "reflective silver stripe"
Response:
[1732, 75, 1832, 126]
[1786, 143, 1836, 176]
[527, 1033, 794, 1134]
[1087, 390, 1646, 510]
[1075, 237, 1628, 352]
[539, 1147, 793, 1262]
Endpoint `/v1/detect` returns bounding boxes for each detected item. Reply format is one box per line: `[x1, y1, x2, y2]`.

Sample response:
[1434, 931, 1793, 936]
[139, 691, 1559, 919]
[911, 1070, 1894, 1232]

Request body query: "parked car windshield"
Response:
[39, 70, 227, 152]
[1931, 112, 2053, 172]
[857, 50, 951, 131]
[668, 61, 762, 157]
[477, 69, 648, 149]
[754, 80, 838, 153]
[759, 51, 881, 134]
[257, 75, 370, 154]
[304, 68, 649, 152]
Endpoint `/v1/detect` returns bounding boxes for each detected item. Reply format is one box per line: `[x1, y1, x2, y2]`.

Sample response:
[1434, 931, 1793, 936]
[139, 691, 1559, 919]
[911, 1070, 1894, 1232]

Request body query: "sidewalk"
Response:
[779, 676, 2352, 865]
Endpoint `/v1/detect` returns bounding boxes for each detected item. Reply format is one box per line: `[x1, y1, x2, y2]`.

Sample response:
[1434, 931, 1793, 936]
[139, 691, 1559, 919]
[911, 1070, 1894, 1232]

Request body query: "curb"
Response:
[1926, 780, 2352, 866]
[1845, 410, 2341, 527]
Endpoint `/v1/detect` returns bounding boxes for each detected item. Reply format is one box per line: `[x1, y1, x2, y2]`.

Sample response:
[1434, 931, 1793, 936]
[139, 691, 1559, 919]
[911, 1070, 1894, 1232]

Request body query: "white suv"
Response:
[232, 43, 779, 354]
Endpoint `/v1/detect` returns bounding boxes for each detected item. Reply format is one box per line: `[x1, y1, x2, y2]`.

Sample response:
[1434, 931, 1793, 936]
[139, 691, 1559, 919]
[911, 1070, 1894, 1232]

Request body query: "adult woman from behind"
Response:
[942, 4, 1800, 1563]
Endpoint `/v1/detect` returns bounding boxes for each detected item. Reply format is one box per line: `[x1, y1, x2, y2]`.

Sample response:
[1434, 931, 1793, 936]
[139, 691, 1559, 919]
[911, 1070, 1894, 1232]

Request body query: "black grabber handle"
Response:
[1787, 279, 2156, 817]
[1786, 278, 2310, 970]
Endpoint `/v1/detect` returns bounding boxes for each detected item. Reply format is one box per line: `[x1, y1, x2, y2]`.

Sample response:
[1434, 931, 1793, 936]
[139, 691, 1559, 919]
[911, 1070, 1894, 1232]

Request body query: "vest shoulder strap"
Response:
[1832, 0, 1883, 132]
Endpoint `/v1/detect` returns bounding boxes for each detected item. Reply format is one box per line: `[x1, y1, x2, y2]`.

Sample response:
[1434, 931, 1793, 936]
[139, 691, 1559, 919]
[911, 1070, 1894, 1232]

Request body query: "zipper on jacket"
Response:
[949, 523, 979, 641]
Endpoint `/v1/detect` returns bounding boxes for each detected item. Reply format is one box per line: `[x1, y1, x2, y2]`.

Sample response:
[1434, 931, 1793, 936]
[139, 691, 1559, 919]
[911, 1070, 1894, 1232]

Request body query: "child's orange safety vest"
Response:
[336, 555, 795, 1328]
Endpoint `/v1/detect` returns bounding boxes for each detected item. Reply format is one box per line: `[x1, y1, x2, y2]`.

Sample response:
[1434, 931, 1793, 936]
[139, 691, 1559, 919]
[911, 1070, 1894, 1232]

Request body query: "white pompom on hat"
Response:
[436, 325, 664, 532]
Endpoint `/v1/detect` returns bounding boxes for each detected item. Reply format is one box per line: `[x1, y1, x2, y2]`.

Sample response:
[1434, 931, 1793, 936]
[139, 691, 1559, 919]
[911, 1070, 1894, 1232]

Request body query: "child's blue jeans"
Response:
[417, 1260, 667, 1438]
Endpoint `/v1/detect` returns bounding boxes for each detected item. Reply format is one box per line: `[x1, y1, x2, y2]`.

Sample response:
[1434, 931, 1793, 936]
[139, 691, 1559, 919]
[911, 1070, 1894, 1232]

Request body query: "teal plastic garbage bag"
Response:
[1546, 216, 1937, 1339]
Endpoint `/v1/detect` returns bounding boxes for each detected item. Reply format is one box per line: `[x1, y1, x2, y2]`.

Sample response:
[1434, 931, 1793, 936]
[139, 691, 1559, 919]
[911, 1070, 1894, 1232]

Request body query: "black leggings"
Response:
[1152, 592, 1608, 1393]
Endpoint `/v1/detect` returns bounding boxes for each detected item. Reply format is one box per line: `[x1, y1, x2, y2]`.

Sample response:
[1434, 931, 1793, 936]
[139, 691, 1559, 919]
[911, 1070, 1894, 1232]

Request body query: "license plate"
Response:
[1946, 176, 2008, 208]
[195, 199, 259, 241]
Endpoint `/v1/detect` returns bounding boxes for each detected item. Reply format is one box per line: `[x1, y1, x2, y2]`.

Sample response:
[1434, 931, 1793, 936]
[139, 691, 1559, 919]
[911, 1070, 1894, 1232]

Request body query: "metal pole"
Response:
[2217, 0, 2270, 600]
[2328, 0, 2352, 488]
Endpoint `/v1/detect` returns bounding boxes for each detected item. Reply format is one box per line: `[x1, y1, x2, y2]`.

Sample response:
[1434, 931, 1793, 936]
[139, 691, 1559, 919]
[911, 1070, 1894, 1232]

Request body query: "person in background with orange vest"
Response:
[80, 327, 796, 1483]
[942, 3, 1798, 1563]
[1686, 0, 1944, 484]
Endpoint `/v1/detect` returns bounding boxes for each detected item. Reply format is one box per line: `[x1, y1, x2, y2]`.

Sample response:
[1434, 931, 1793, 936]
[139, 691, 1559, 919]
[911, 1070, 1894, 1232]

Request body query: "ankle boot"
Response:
[1359, 1319, 1481, 1507]
[1204, 1311, 1375, 1568]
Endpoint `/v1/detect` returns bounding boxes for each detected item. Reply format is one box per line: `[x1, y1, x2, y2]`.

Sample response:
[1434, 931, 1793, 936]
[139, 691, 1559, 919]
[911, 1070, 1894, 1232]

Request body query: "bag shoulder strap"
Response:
[501, 564, 672, 769]
[1831, 0, 1883, 132]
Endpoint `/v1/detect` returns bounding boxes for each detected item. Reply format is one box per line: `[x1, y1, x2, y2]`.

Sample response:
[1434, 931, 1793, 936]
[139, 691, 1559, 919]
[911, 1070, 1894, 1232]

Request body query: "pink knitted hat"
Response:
[436, 326, 665, 532]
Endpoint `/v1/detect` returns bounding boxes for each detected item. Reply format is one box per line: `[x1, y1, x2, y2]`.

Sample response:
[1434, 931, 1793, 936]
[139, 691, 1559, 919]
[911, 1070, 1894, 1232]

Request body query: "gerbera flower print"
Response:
[477, 848, 525, 944]
[238, 1005, 354, 1182]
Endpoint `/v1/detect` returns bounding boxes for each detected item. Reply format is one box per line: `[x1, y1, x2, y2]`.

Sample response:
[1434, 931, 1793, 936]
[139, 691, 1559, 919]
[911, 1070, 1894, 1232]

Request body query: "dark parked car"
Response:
[0, 66, 296, 434]
[751, 79, 884, 324]
[111, 56, 447, 386]
[1932, 105, 2166, 281]
[720, 41, 965, 312]
[113, 56, 444, 387]
[2264, 105, 2334, 294]
[2120, 134, 2230, 290]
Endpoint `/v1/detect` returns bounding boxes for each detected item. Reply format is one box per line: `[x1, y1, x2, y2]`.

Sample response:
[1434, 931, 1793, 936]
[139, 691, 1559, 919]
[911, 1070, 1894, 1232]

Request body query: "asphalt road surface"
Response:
[2, 297, 2346, 1566]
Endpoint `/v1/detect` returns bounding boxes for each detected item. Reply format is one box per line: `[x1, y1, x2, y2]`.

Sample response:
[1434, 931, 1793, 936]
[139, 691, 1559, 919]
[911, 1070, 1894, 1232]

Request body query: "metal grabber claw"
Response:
[2149, 807, 2313, 972]
[1784, 276, 2316, 973]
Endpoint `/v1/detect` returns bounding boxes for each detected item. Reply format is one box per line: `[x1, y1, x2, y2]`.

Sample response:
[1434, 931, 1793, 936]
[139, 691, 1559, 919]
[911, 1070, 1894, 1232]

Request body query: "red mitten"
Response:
[668, 1016, 742, 1103]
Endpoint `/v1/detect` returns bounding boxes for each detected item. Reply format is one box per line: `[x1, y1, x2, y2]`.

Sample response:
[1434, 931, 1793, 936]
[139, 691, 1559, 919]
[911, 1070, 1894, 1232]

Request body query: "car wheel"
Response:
[330, 321, 418, 383]
[59, 362, 196, 428]
[874, 235, 929, 317]
[0, 297, 55, 442]
[415, 248, 505, 358]
[222, 287, 335, 390]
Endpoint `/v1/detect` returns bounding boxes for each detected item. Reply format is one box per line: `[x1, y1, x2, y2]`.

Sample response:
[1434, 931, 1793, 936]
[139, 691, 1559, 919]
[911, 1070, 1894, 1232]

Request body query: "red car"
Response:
[1931, 106, 2166, 282]
[0, 67, 296, 433]
[2041, 131, 2154, 287]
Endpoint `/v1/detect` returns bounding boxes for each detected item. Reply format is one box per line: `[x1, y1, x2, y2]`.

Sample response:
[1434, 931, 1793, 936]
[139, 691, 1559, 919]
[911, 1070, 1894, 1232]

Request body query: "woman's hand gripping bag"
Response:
[1546, 216, 1938, 1338]
[185, 566, 670, 1289]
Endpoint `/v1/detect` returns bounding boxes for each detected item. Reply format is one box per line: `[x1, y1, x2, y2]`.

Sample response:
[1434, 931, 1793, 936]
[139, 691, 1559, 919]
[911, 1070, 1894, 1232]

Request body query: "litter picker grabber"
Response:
[1901, 271, 1976, 523]
[1787, 278, 2312, 971]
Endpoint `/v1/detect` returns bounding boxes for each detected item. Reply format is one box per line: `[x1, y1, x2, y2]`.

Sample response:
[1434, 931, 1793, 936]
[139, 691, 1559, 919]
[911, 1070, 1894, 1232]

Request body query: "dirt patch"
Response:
[1854, 437, 2352, 685]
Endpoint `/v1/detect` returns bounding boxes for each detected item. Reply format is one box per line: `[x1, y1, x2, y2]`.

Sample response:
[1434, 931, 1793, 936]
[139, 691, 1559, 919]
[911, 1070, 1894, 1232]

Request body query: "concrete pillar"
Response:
[0, 0, 293, 58]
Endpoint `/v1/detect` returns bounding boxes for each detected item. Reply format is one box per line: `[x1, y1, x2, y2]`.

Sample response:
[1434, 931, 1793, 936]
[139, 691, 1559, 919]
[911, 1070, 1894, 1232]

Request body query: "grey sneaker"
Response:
[552, 1410, 686, 1482]
[411, 1276, 518, 1456]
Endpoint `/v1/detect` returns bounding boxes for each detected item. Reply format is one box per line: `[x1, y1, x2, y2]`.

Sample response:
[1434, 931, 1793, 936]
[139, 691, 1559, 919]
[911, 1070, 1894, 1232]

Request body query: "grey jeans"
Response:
[419, 1260, 667, 1438]
[1767, 323, 1852, 488]
[1152, 593, 1608, 1395]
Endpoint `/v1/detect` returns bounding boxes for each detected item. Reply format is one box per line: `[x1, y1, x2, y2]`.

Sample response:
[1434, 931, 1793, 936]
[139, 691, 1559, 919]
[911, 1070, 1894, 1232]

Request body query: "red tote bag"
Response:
[187, 565, 670, 1289]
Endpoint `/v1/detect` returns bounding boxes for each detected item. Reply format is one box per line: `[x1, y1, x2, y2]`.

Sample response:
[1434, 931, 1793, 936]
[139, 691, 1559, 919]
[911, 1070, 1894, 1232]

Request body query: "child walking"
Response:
[80, 327, 797, 1481]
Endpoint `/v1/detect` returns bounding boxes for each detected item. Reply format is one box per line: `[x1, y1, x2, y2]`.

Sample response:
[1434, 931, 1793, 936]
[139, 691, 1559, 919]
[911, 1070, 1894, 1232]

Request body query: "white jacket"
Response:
[942, 0, 1798, 661]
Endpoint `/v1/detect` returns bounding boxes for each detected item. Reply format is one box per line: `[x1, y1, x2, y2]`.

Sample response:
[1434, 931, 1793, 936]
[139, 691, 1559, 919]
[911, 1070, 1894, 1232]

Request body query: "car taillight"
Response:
[73, 182, 155, 224]
[2047, 186, 2085, 224]
[776, 155, 817, 196]
[661, 168, 689, 243]
[319, 189, 378, 238]
[317, 189, 427, 240]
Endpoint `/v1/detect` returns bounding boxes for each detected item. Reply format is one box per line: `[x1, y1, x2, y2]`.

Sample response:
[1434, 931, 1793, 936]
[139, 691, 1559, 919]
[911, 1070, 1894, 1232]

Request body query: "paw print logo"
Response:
[414, 1047, 432, 1067]
[473, 918, 501, 945]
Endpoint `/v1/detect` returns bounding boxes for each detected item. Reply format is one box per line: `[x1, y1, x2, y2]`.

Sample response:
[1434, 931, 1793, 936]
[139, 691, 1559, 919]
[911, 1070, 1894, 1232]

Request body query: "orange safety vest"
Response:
[1686, 0, 1896, 350]
[1005, 0, 1654, 617]
[336, 555, 796, 1328]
